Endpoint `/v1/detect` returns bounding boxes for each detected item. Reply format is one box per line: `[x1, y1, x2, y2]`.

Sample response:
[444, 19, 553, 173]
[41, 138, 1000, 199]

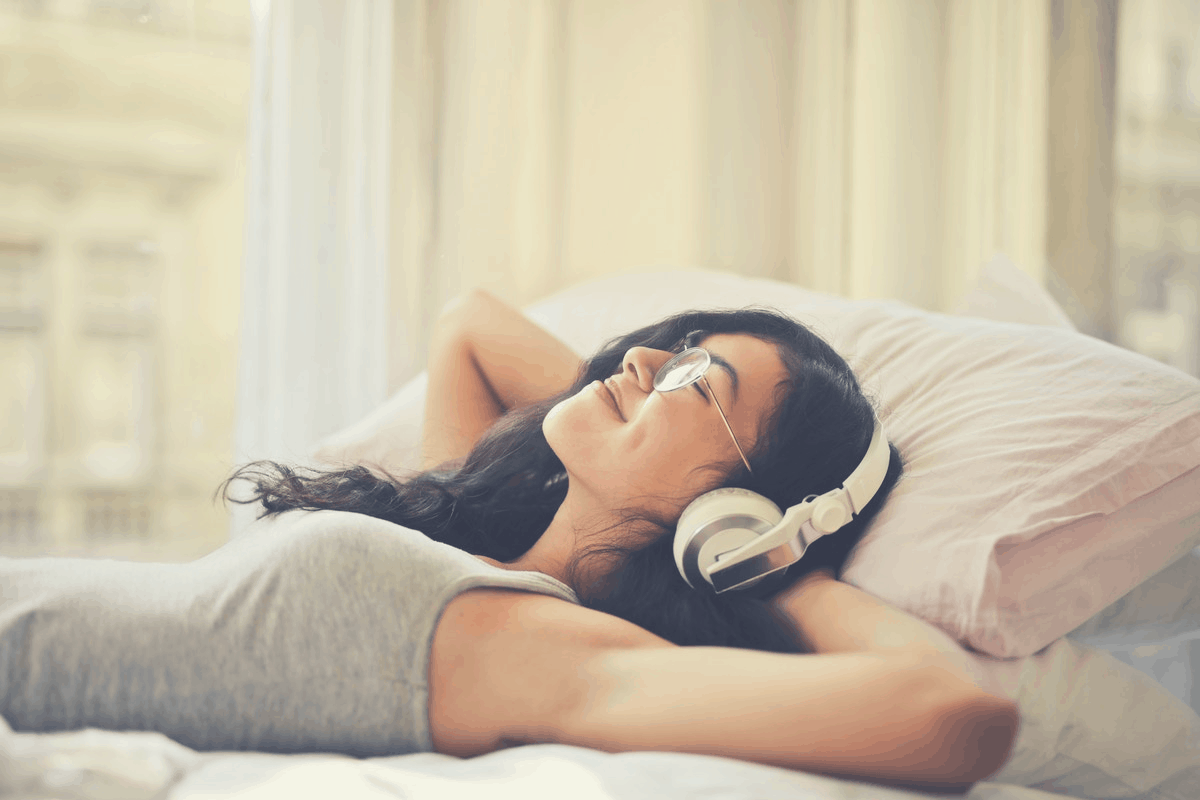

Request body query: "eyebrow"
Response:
[707, 352, 740, 404]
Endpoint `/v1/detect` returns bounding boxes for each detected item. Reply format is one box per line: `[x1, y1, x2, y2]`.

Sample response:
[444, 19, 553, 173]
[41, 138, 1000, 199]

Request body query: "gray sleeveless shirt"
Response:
[0, 509, 579, 756]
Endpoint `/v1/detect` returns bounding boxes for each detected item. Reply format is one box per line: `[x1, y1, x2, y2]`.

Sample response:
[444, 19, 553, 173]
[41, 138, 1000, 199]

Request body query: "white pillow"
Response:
[314, 266, 1200, 658]
[955, 256, 1200, 723]
[953, 253, 1077, 330]
[314, 375, 429, 482]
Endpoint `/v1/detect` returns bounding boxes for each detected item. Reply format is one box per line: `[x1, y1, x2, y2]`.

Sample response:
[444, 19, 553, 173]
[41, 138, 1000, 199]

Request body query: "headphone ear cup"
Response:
[674, 488, 783, 590]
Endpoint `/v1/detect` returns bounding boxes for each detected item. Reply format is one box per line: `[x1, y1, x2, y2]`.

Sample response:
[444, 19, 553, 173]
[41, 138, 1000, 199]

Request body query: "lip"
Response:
[599, 378, 626, 421]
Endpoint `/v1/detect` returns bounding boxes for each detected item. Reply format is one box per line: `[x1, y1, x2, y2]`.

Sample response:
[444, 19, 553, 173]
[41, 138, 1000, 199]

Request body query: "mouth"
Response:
[599, 378, 626, 421]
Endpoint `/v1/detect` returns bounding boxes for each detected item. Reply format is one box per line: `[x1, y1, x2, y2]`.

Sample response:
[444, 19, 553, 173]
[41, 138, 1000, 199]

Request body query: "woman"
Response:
[224, 290, 1018, 786]
[0, 291, 1018, 791]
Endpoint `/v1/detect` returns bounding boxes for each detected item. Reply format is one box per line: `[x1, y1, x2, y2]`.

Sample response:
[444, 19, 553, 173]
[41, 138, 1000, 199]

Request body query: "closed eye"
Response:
[693, 382, 708, 403]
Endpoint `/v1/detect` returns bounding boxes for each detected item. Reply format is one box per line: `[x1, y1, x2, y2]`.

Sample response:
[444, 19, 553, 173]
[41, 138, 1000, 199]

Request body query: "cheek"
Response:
[543, 394, 726, 492]
[620, 419, 722, 488]
[543, 393, 611, 461]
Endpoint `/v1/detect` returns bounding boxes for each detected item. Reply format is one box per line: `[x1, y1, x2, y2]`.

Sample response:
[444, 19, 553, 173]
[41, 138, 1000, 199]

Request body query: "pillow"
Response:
[957, 255, 1200, 714]
[952, 252, 1077, 331]
[314, 267, 1200, 658]
[313, 375, 429, 482]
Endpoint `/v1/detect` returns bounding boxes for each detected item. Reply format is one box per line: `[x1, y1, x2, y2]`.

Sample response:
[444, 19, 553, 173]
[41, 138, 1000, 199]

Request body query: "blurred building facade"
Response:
[0, 0, 249, 557]
[1115, 0, 1200, 376]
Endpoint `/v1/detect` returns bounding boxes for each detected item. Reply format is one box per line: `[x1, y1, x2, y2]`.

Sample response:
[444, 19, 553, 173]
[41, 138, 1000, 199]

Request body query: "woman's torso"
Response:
[0, 508, 578, 756]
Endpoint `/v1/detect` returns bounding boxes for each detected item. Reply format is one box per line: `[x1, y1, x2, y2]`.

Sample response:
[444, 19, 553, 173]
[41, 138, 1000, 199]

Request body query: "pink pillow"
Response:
[315, 267, 1200, 657]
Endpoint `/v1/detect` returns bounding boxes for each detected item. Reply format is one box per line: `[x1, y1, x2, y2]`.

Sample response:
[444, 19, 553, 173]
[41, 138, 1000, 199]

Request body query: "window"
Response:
[1114, 0, 1200, 376]
[0, 239, 47, 491]
[0, 1, 251, 557]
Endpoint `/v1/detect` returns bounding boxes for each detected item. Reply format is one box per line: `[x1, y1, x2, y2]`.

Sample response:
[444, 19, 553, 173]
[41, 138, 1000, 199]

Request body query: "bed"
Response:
[3, 258, 1199, 800]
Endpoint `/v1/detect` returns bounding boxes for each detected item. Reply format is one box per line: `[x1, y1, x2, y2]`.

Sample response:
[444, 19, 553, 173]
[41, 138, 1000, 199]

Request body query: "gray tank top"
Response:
[0, 509, 579, 756]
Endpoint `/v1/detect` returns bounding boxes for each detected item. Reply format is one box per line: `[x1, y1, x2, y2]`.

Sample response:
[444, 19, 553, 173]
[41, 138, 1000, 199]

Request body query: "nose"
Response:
[619, 346, 673, 392]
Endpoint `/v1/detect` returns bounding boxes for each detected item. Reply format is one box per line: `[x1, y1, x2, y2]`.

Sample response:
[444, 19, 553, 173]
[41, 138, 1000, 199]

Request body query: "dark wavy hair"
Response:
[220, 307, 903, 654]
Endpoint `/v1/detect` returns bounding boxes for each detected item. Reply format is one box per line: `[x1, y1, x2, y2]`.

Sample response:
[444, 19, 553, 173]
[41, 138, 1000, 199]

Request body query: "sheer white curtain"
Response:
[384, 0, 1053, 391]
[236, 0, 394, 468]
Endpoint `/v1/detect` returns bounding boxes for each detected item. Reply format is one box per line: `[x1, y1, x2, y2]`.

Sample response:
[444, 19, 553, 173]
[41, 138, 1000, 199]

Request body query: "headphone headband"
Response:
[841, 421, 891, 514]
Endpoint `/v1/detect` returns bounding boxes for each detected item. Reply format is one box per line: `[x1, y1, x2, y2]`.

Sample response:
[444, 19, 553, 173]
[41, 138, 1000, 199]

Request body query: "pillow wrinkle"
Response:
[986, 405, 1197, 551]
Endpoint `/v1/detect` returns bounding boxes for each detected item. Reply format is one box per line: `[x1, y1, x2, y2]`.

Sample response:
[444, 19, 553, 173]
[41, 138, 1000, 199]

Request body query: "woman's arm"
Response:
[429, 589, 1019, 790]
[772, 568, 1007, 697]
[422, 289, 583, 470]
[567, 643, 1017, 790]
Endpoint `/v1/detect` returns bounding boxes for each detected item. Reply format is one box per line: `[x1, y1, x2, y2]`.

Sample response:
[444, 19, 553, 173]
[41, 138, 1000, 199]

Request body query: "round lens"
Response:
[653, 348, 711, 392]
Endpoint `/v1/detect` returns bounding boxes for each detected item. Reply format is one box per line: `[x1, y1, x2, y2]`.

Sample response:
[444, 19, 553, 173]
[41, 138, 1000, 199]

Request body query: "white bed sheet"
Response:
[0, 722, 1084, 800]
[1067, 547, 1200, 715]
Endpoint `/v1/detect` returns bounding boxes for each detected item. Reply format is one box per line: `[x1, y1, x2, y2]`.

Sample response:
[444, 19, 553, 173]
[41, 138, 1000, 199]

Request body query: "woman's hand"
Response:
[772, 567, 1009, 699]
[421, 289, 583, 470]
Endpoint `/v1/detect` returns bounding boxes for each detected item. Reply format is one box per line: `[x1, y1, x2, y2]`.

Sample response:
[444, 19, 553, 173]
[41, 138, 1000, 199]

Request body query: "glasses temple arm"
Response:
[701, 375, 754, 475]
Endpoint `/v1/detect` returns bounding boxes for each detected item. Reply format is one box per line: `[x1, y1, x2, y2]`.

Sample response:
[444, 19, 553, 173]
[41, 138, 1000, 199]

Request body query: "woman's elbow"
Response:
[917, 684, 1021, 788]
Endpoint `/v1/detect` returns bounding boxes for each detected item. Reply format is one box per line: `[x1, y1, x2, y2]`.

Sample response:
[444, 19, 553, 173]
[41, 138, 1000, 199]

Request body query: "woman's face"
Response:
[543, 333, 789, 517]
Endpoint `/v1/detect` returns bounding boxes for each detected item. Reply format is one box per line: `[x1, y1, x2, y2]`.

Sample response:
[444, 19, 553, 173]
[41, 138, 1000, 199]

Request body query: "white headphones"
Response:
[673, 418, 891, 593]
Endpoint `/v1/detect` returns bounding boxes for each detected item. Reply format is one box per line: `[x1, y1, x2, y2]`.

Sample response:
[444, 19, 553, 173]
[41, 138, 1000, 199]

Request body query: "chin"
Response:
[542, 399, 582, 471]
[543, 390, 636, 489]
[543, 426, 603, 490]
[544, 391, 597, 442]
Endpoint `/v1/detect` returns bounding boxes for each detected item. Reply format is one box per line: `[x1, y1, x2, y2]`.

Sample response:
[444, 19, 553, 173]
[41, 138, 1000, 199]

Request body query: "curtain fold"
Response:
[236, 0, 393, 469]
[383, 0, 1052, 391]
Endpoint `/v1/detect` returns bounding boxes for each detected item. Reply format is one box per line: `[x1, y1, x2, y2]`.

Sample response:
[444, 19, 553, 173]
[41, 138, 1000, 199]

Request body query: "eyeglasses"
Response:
[653, 335, 755, 475]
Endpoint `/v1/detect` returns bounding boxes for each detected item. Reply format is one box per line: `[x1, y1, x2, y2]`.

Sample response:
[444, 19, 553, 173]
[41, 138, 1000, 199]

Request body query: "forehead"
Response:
[696, 333, 788, 408]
